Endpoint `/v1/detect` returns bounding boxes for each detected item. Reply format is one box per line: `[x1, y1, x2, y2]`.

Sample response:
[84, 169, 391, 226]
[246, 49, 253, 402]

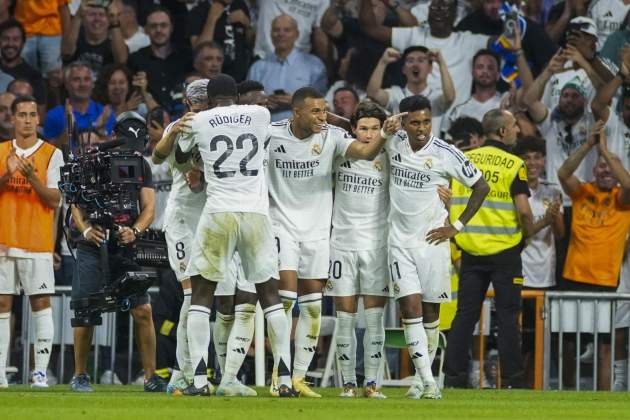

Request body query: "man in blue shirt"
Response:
[247, 14, 327, 121]
[43, 61, 115, 146]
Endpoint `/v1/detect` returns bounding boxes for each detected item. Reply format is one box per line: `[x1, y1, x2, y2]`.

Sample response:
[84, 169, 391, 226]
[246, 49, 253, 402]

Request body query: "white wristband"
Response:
[380, 127, 389, 139]
[82, 226, 93, 239]
[452, 219, 464, 232]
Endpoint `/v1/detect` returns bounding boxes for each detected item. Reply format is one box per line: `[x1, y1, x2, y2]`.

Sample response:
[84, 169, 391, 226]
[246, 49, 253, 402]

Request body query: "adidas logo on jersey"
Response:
[36, 348, 50, 355]
[274, 145, 287, 153]
[38, 283, 47, 290]
[233, 347, 246, 355]
[604, 10, 613, 17]
[438, 292, 449, 300]
[340, 161, 351, 169]
[411, 352, 423, 359]
[303, 346, 317, 353]
[338, 354, 350, 361]
[370, 352, 382, 359]
[393, 154, 402, 162]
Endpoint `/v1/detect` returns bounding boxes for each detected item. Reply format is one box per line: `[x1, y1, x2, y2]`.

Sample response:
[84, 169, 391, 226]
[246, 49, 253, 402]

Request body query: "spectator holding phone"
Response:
[247, 14, 327, 121]
[93, 64, 160, 118]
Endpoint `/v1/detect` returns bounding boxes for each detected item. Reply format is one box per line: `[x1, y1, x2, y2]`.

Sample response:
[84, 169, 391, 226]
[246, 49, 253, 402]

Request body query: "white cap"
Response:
[569, 16, 598, 38]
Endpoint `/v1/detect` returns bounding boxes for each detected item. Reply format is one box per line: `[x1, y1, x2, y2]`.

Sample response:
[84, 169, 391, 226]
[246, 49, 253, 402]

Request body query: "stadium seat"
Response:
[381, 328, 447, 388]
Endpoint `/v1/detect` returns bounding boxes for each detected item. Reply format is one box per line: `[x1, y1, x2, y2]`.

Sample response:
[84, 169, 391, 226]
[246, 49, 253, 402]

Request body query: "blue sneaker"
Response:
[144, 374, 168, 392]
[70, 373, 93, 392]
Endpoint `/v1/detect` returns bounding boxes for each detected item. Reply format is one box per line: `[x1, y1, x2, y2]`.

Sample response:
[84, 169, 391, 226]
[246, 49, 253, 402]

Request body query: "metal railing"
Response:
[543, 291, 630, 391]
[477, 290, 545, 390]
[20, 285, 160, 385]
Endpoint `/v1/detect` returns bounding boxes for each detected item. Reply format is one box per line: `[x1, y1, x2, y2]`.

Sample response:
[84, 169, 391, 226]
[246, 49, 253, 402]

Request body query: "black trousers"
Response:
[444, 247, 524, 388]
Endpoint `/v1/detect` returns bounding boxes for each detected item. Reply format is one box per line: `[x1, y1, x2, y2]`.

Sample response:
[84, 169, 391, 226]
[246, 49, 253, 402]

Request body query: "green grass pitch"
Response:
[2, 386, 630, 419]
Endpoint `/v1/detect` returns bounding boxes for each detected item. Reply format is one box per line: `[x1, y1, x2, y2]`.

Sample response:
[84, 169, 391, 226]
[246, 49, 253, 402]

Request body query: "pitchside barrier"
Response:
[19, 285, 161, 385]
[543, 292, 630, 391]
[18, 288, 630, 390]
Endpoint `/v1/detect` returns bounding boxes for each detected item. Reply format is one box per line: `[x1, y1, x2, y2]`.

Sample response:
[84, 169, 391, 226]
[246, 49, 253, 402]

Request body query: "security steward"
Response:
[444, 109, 547, 388]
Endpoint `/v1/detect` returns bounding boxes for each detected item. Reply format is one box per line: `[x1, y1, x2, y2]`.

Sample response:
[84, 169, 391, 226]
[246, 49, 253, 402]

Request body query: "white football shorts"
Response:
[325, 246, 391, 297]
[185, 212, 278, 284]
[164, 213, 198, 282]
[388, 242, 451, 303]
[274, 227, 329, 279]
[0, 256, 55, 296]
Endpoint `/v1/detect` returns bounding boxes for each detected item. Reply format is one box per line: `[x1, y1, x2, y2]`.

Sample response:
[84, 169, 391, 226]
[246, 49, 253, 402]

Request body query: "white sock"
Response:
[615, 359, 628, 384]
[424, 319, 440, 366]
[33, 307, 53, 374]
[274, 290, 296, 371]
[293, 293, 322, 379]
[364, 307, 385, 385]
[175, 290, 192, 383]
[223, 303, 256, 382]
[213, 311, 235, 375]
[264, 303, 292, 387]
[279, 290, 297, 326]
[402, 317, 434, 385]
[335, 311, 357, 385]
[187, 305, 211, 389]
[0, 312, 9, 380]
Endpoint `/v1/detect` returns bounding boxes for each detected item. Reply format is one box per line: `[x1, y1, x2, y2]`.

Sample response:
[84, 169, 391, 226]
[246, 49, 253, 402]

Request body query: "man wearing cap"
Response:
[69, 111, 164, 393]
[540, 17, 612, 114]
[523, 47, 598, 209]
[523, 40, 600, 294]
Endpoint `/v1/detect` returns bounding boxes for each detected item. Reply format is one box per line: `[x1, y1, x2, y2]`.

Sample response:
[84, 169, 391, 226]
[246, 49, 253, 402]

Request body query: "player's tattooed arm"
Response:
[152, 112, 195, 164]
[426, 177, 490, 244]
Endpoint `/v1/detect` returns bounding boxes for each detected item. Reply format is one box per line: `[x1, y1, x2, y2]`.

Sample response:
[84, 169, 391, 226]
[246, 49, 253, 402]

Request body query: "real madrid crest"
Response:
[311, 143, 322, 155]
[424, 158, 433, 169]
[179, 261, 187, 272]
[326, 280, 334, 291]
[373, 160, 383, 171]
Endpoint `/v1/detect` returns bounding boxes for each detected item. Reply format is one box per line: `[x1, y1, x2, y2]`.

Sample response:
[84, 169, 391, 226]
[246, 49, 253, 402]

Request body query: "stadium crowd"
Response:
[1, 0, 630, 397]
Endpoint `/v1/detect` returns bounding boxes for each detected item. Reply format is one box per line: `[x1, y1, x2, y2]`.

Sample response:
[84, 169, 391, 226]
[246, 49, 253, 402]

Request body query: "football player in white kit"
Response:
[327, 102, 390, 399]
[151, 79, 209, 394]
[178, 75, 296, 397]
[266, 87, 395, 397]
[382, 95, 489, 399]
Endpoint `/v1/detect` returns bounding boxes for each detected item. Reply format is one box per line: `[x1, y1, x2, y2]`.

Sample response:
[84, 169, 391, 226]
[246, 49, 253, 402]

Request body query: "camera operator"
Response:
[69, 111, 166, 392]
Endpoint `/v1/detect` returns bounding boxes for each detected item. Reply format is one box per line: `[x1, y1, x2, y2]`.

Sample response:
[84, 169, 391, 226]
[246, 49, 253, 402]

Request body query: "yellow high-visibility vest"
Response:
[450, 145, 526, 256]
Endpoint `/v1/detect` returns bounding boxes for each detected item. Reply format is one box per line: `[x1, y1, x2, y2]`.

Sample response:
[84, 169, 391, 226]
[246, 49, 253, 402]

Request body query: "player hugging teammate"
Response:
[161, 75, 487, 400]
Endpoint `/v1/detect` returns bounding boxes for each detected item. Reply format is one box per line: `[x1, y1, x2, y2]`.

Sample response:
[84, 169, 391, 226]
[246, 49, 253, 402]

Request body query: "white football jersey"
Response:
[331, 150, 389, 251]
[522, 181, 562, 288]
[179, 104, 271, 215]
[386, 133, 482, 248]
[537, 111, 596, 206]
[588, 0, 630, 50]
[162, 120, 206, 230]
[267, 121, 354, 241]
